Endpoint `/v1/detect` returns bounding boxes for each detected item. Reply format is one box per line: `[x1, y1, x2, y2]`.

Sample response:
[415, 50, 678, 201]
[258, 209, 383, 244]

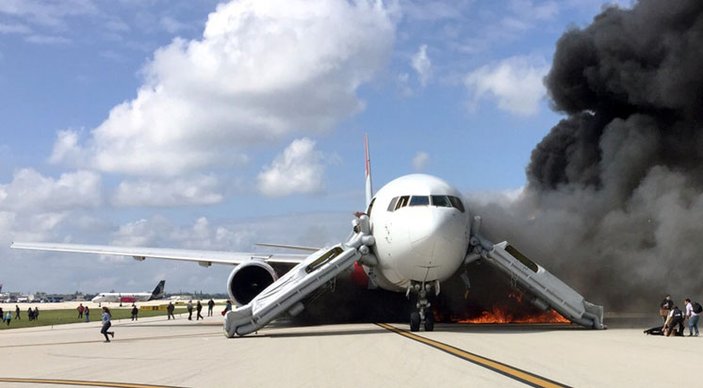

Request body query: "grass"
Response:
[0, 307, 191, 330]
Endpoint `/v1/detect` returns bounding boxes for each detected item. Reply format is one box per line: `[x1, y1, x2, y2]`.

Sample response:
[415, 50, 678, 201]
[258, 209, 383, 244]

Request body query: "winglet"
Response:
[364, 134, 373, 208]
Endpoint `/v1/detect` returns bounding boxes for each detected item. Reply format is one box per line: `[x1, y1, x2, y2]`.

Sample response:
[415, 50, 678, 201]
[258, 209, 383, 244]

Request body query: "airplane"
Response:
[10, 136, 604, 336]
[91, 280, 165, 306]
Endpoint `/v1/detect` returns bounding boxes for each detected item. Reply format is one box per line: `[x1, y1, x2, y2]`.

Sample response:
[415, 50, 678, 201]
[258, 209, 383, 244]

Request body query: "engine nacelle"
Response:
[227, 261, 278, 306]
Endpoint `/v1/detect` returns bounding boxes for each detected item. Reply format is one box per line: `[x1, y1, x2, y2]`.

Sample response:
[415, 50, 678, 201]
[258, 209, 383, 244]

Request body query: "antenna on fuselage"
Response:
[364, 133, 373, 208]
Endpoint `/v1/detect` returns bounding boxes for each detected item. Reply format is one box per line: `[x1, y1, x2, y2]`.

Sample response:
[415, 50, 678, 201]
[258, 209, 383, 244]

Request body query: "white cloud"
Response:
[257, 138, 325, 197]
[0, 169, 102, 212]
[413, 151, 430, 170]
[109, 216, 256, 251]
[411, 44, 432, 86]
[51, 0, 395, 176]
[112, 175, 223, 207]
[169, 217, 256, 250]
[49, 129, 87, 166]
[0, 169, 104, 258]
[464, 55, 549, 116]
[110, 218, 159, 249]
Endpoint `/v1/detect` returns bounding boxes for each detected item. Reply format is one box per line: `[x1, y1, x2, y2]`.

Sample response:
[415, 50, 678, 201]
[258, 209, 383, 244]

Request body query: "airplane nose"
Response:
[409, 210, 459, 248]
[406, 209, 466, 279]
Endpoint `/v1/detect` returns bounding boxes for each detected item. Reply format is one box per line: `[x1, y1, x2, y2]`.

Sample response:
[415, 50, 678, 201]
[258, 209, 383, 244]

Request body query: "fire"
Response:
[455, 306, 570, 324]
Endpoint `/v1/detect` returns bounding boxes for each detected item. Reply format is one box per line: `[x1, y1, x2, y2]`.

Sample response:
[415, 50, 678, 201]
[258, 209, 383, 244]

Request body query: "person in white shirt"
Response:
[684, 298, 699, 336]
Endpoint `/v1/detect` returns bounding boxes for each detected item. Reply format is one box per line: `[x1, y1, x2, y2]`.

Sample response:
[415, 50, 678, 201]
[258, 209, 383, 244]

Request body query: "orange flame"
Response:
[455, 306, 570, 324]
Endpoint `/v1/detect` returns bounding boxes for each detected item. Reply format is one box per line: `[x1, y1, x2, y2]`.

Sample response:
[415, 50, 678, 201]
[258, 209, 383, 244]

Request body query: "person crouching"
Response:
[664, 305, 684, 336]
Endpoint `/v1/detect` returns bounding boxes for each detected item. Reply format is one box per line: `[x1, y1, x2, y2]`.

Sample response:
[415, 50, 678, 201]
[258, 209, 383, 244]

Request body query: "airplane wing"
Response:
[10, 242, 307, 267]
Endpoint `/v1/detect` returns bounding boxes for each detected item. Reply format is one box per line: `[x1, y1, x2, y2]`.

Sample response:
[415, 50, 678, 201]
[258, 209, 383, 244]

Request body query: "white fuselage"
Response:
[92, 292, 152, 304]
[366, 174, 471, 291]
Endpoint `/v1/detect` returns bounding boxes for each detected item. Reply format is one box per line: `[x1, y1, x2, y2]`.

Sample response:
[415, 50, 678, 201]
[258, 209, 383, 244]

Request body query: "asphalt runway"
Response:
[0, 314, 699, 387]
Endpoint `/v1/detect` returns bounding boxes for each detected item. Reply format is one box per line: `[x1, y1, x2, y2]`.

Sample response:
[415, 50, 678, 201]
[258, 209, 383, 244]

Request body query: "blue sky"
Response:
[1, 0, 630, 294]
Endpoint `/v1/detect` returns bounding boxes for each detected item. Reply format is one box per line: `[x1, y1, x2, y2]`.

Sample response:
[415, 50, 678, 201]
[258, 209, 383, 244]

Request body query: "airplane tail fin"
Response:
[364, 134, 373, 208]
[149, 280, 165, 300]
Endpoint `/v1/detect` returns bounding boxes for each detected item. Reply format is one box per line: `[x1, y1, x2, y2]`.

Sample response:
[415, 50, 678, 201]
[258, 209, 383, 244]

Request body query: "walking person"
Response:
[167, 302, 175, 320]
[0, 308, 3, 324]
[84, 305, 90, 322]
[187, 300, 193, 320]
[34, 307, 39, 320]
[77, 303, 84, 319]
[196, 300, 204, 320]
[685, 298, 700, 336]
[4, 310, 11, 326]
[207, 299, 215, 317]
[15, 305, 20, 320]
[100, 307, 115, 342]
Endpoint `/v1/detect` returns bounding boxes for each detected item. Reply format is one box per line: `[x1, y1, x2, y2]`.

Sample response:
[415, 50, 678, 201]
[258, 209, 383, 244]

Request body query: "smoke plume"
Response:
[472, 0, 703, 312]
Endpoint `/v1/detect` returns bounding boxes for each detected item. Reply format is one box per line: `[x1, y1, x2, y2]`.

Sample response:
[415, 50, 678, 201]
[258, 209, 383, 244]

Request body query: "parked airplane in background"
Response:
[91, 280, 165, 306]
[168, 295, 193, 302]
[11, 137, 604, 336]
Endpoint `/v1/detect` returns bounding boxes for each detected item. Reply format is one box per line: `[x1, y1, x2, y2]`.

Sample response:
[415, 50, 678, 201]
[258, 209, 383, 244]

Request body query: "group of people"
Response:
[76, 303, 90, 322]
[101, 299, 228, 342]
[185, 299, 216, 320]
[26, 306, 39, 320]
[659, 295, 701, 336]
[1, 305, 39, 325]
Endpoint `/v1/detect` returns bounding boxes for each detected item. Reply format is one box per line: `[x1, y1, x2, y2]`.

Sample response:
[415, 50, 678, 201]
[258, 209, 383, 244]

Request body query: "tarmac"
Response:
[0, 307, 700, 388]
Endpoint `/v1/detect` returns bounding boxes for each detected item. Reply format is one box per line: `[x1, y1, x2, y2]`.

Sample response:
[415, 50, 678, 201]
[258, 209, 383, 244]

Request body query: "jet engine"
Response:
[227, 261, 278, 305]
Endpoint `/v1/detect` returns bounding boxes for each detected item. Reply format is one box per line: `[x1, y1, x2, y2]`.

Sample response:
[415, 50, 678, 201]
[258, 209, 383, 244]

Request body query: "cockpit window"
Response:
[389, 195, 462, 211]
[409, 196, 429, 206]
[448, 196, 465, 213]
[431, 195, 452, 207]
[395, 196, 410, 210]
[387, 197, 398, 212]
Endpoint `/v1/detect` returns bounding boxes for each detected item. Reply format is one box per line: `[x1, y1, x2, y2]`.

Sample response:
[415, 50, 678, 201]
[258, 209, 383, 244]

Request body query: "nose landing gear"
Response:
[407, 281, 437, 332]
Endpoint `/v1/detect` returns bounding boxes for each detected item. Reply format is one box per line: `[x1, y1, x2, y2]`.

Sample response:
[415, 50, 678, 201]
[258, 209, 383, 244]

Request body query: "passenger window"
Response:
[387, 197, 398, 212]
[431, 195, 451, 207]
[448, 196, 465, 213]
[409, 196, 429, 206]
[395, 196, 410, 210]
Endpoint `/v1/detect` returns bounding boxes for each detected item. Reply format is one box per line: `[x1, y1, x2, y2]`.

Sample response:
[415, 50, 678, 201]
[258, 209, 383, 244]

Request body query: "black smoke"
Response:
[472, 0, 703, 312]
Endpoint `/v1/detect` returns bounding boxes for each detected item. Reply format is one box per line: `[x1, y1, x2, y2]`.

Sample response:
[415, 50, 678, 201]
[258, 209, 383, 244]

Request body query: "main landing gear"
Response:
[407, 281, 436, 332]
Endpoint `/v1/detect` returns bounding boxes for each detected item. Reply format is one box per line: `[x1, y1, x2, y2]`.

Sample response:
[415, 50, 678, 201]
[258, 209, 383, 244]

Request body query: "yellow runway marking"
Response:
[0, 377, 184, 388]
[376, 323, 570, 388]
